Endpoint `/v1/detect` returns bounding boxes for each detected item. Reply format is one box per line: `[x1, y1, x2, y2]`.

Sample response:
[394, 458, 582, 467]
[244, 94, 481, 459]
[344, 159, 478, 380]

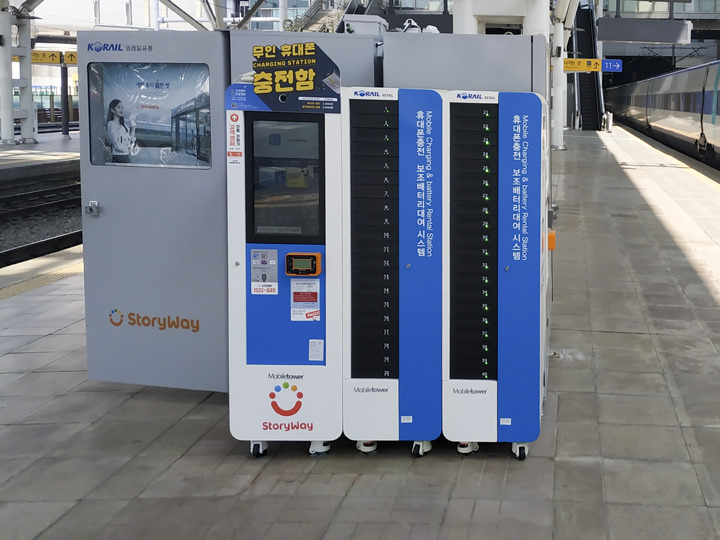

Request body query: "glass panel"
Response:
[87, 62, 211, 168]
[251, 120, 322, 240]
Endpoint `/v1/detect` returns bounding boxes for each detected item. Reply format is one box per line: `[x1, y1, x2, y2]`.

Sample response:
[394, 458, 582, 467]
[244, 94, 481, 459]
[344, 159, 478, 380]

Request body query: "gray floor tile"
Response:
[34, 499, 129, 540]
[554, 457, 603, 502]
[596, 371, 669, 396]
[593, 347, 662, 372]
[0, 371, 86, 396]
[0, 351, 66, 372]
[598, 394, 678, 426]
[554, 501, 607, 540]
[603, 459, 704, 505]
[21, 392, 130, 424]
[0, 501, 77, 540]
[557, 392, 598, 423]
[600, 425, 690, 461]
[607, 504, 716, 540]
[547, 368, 595, 392]
[556, 421, 600, 457]
[0, 456, 130, 502]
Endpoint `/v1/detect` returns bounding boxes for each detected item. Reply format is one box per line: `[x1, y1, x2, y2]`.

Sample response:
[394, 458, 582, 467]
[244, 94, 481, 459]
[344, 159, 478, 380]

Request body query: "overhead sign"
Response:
[563, 58, 602, 72]
[602, 59, 623, 73]
[11, 50, 73, 64]
[32, 50, 62, 64]
[563, 58, 623, 73]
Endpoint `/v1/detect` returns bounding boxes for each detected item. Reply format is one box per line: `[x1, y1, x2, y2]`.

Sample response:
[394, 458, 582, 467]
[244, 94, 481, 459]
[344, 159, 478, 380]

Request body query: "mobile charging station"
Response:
[226, 33, 378, 456]
[341, 87, 548, 458]
[78, 28, 553, 459]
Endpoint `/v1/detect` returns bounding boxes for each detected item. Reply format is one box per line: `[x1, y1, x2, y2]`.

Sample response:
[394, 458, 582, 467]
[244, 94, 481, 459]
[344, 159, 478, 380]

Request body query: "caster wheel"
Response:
[457, 442, 479, 455]
[356, 441, 377, 454]
[511, 442, 528, 460]
[309, 441, 331, 455]
[250, 441, 268, 458]
[411, 440, 431, 458]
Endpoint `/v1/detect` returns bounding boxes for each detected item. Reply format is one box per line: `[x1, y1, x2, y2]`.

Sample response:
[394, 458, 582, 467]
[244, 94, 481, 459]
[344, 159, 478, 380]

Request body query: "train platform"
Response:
[0, 132, 80, 182]
[2, 124, 720, 539]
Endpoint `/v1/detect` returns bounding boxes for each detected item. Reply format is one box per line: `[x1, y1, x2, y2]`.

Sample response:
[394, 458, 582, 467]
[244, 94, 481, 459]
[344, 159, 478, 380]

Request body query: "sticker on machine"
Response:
[291, 279, 320, 321]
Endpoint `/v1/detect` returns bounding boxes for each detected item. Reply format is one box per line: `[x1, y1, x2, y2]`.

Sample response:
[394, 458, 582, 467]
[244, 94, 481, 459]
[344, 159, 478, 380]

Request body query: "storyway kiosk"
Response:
[79, 31, 229, 392]
[226, 33, 378, 457]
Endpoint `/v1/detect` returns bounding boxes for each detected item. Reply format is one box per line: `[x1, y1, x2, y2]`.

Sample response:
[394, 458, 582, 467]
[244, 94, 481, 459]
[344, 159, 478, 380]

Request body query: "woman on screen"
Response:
[106, 99, 136, 163]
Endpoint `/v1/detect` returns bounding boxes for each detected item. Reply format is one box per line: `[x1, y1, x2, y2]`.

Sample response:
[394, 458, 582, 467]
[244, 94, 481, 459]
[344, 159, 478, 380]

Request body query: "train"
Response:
[605, 59, 720, 167]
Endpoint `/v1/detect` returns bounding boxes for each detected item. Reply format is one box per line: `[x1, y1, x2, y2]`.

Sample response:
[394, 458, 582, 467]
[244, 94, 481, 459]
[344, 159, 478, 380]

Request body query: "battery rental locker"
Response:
[227, 33, 378, 456]
[442, 91, 549, 460]
[383, 34, 553, 458]
[79, 31, 229, 392]
[341, 87, 443, 457]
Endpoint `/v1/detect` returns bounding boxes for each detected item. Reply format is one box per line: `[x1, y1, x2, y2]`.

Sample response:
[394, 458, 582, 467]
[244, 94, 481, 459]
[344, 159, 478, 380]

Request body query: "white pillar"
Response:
[279, 0, 287, 30]
[17, 17, 35, 143]
[150, 0, 160, 30]
[453, 0, 482, 34]
[0, 0, 14, 144]
[522, 0, 549, 37]
[551, 20, 566, 150]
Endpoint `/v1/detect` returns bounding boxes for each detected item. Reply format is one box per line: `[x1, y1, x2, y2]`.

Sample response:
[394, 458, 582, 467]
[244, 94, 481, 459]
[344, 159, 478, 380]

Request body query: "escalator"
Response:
[571, 6, 603, 130]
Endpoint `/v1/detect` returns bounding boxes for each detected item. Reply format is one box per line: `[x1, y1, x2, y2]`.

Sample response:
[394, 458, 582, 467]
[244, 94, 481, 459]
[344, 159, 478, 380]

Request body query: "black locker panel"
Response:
[450, 102, 499, 381]
[350, 99, 400, 379]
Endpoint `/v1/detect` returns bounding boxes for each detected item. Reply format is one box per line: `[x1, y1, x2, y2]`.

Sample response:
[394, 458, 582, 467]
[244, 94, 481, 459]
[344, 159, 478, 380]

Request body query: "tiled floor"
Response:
[2, 126, 720, 539]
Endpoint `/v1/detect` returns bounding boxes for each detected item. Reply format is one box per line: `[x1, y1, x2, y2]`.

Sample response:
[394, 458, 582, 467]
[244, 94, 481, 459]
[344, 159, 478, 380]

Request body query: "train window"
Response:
[87, 62, 211, 168]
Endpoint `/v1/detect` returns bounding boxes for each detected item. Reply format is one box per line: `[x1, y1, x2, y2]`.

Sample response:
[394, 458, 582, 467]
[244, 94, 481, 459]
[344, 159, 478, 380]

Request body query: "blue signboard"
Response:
[497, 92, 542, 442]
[602, 59, 623, 73]
[398, 89, 443, 440]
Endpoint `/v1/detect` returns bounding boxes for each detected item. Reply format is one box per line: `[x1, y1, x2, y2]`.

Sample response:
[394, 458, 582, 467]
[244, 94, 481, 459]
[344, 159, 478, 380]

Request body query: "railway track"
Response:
[0, 184, 81, 219]
[0, 177, 83, 269]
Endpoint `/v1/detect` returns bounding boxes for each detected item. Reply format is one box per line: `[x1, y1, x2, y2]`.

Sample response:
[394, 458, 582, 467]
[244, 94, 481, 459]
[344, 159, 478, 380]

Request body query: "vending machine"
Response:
[226, 36, 359, 456]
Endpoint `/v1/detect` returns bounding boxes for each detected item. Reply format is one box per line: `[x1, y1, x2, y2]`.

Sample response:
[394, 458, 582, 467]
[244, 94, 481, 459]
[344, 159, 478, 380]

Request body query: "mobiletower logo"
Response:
[107, 308, 200, 333]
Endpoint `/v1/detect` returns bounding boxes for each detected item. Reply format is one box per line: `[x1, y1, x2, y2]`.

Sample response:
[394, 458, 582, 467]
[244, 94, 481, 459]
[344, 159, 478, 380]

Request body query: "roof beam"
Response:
[158, 0, 208, 31]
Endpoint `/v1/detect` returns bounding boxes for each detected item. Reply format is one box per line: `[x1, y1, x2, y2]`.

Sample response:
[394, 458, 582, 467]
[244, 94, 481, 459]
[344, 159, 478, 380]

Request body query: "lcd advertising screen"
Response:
[88, 62, 211, 168]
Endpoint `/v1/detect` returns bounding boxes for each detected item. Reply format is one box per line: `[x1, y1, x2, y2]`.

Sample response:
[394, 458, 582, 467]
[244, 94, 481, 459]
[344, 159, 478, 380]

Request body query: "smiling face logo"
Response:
[109, 309, 124, 326]
[269, 382, 303, 417]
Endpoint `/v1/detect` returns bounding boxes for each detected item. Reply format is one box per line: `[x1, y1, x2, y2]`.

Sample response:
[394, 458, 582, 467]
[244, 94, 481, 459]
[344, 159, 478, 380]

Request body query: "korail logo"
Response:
[353, 89, 395, 98]
[88, 42, 124, 52]
[107, 308, 199, 333]
[457, 92, 483, 100]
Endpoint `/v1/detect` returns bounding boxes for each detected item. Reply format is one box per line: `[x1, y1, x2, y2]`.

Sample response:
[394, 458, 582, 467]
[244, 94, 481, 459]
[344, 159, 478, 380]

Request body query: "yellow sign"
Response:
[11, 50, 77, 64]
[563, 58, 602, 72]
[32, 50, 62, 64]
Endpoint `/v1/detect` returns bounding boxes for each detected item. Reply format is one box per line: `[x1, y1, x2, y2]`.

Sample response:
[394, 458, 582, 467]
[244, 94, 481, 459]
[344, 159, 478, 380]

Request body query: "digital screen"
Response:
[293, 258, 313, 269]
[247, 115, 325, 244]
